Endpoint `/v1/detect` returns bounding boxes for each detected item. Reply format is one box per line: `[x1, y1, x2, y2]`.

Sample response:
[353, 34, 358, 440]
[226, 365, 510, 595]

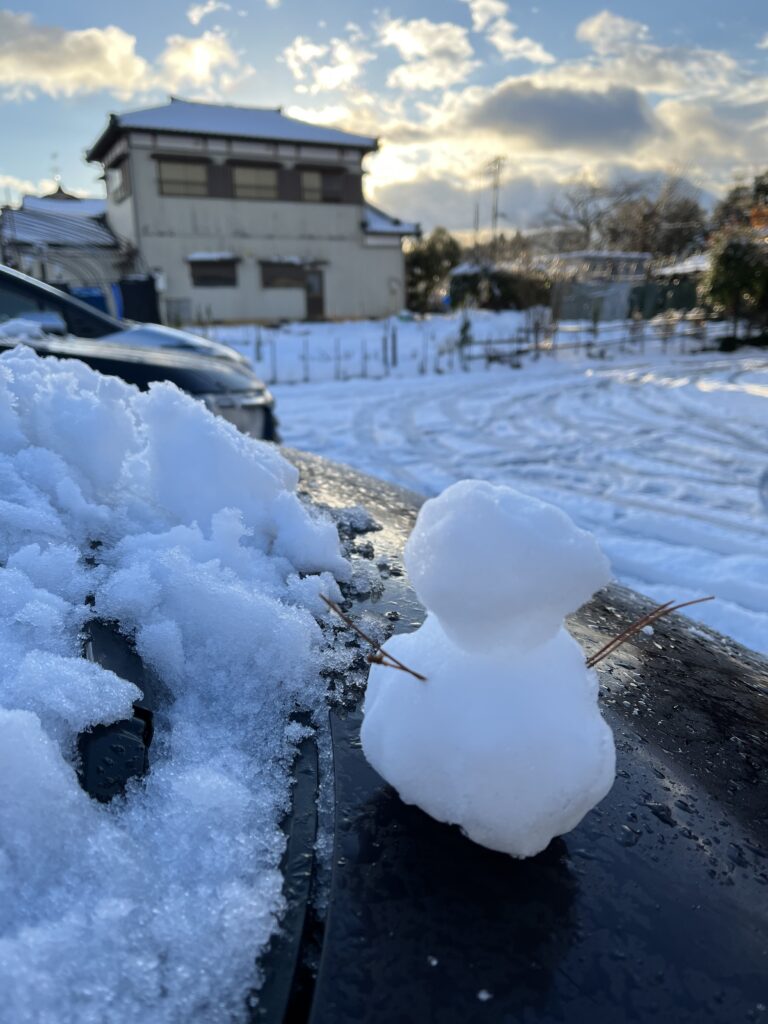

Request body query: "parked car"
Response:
[76, 450, 768, 1023]
[0, 331, 278, 441]
[0, 262, 246, 364]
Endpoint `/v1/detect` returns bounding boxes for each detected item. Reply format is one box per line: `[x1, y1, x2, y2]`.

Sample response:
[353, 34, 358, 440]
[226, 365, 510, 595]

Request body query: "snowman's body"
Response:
[361, 480, 616, 859]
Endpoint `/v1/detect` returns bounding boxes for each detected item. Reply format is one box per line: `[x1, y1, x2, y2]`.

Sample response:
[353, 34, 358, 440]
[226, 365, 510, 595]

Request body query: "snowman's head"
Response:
[404, 480, 611, 653]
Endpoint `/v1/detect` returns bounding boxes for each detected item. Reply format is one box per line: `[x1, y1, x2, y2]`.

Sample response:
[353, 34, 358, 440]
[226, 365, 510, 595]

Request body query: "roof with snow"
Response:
[655, 253, 710, 277]
[87, 99, 378, 163]
[362, 203, 420, 237]
[187, 251, 238, 263]
[0, 205, 117, 249]
[23, 195, 107, 219]
[554, 251, 652, 262]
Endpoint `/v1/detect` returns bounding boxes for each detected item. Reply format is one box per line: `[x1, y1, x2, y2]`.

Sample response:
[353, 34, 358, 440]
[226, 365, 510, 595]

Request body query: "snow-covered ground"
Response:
[207, 308, 730, 386]
[243, 317, 768, 656]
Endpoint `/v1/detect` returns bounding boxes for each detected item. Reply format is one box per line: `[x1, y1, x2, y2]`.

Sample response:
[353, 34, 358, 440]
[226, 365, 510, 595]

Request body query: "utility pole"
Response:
[485, 156, 505, 264]
[473, 198, 480, 263]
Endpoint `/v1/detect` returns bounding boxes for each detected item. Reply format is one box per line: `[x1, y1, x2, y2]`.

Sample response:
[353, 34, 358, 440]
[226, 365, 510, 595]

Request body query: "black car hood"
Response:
[267, 450, 768, 1024]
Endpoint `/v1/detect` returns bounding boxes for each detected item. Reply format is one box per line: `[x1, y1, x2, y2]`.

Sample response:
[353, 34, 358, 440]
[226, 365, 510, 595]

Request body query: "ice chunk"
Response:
[404, 479, 611, 653]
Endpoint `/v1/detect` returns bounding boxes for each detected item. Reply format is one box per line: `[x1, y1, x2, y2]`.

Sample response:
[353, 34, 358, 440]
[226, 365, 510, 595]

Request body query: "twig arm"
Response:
[320, 594, 427, 682]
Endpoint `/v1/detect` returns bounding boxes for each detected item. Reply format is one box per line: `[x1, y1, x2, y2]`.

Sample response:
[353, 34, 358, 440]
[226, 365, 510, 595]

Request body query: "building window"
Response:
[157, 160, 208, 197]
[108, 161, 131, 203]
[261, 262, 306, 288]
[301, 171, 323, 202]
[189, 260, 238, 287]
[322, 173, 343, 203]
[233, 165, 278, 200]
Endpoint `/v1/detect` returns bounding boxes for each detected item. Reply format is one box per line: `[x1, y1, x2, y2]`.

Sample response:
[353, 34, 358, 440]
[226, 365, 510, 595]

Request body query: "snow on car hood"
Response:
[0, 347, 348, 1023]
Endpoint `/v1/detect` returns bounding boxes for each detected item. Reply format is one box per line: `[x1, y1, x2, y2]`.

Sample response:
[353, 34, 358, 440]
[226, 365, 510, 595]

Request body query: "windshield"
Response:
[0, 267, 124, 339]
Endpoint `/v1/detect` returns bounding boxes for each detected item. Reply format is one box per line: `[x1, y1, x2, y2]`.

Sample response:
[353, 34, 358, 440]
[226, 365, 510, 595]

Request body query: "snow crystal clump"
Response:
[362, 479, 615, 859]
[0, 347, 348, 1023]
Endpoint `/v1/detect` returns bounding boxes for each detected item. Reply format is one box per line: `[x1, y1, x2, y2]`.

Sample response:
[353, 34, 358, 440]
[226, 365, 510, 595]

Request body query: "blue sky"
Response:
[1, 1, 766, 231]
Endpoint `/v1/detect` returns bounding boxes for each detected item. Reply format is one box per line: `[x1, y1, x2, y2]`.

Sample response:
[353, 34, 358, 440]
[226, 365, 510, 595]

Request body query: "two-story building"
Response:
[86, 98, 419, 324]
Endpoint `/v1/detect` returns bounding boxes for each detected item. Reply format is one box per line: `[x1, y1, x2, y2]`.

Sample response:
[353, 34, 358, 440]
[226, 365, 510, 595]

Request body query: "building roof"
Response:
[187, 251, 238, 262]
[554, 250, 652, 261]
[362, 203, 420, 237]
[655, 253, 710, 277]
[0, 206, 118, 249]
[22, 195, 108, 219]
[87, 98, 378, 163]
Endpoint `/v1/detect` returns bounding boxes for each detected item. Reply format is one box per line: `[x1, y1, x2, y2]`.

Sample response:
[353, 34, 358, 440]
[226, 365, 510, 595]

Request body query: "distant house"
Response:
[549, 251, 652, 321]
[0, 188, 129, 291]
[86, 98, 419, 324]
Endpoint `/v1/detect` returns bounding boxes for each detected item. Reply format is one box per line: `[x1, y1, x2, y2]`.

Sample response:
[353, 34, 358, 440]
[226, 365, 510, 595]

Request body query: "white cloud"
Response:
[459, 0, 508, 33]
[0, 172, 57, 201]
[282, 36, 328, 81]
[282, 33, 374, 94]
[186, 1, 231, 26]
[284, 103, 353, 126]
[758, 33, 768, 49]
[379, 18, 474, 61]
[157, 30, 240, 91]
[568, 10, 736, 97]
[576, 11, 650, 55]
[313, 39, 375, 92]
[0, 10, 149, 100]
[379, 17, 478, 91]
[0, 11, 250, 101]
[486, 20, 555, 64]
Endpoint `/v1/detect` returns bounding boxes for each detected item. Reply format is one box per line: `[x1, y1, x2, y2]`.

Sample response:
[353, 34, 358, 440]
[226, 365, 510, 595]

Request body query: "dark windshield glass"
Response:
[0, 271, 123, 339]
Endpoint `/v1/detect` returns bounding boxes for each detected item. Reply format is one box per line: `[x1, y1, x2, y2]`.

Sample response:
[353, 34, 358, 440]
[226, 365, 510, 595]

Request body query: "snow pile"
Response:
[361, 480, 616, 859]
[0, 317, 47, 340]
[0, 347, 348, 1023]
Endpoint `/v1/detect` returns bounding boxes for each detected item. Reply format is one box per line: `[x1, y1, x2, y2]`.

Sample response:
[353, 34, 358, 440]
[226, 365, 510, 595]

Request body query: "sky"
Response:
[0, 1, 766, 233]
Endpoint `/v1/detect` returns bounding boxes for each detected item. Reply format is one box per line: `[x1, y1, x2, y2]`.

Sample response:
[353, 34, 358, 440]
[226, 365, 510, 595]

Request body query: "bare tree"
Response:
[543, 177, 645, 251]
[542, 175, 704, 257]
[602, 177, 706, 257]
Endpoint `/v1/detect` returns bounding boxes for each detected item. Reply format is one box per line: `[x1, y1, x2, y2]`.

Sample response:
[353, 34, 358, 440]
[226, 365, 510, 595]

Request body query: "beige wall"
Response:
[104, 133, 406, 323]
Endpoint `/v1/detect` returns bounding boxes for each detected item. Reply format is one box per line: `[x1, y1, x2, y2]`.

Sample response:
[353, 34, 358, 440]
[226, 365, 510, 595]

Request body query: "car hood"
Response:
[102, 323, 248, 364]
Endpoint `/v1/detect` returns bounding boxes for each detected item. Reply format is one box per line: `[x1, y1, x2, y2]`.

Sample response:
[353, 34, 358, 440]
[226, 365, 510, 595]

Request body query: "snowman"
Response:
[360, 479, 616, 859]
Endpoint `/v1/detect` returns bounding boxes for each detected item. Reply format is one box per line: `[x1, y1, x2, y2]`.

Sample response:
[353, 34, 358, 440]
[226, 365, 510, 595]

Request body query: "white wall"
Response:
[109, 137, 406, 323]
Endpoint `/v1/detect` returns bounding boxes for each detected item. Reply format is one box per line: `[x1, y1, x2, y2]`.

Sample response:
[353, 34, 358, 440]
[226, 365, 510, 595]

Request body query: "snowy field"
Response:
[216, 313, 768, 656]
